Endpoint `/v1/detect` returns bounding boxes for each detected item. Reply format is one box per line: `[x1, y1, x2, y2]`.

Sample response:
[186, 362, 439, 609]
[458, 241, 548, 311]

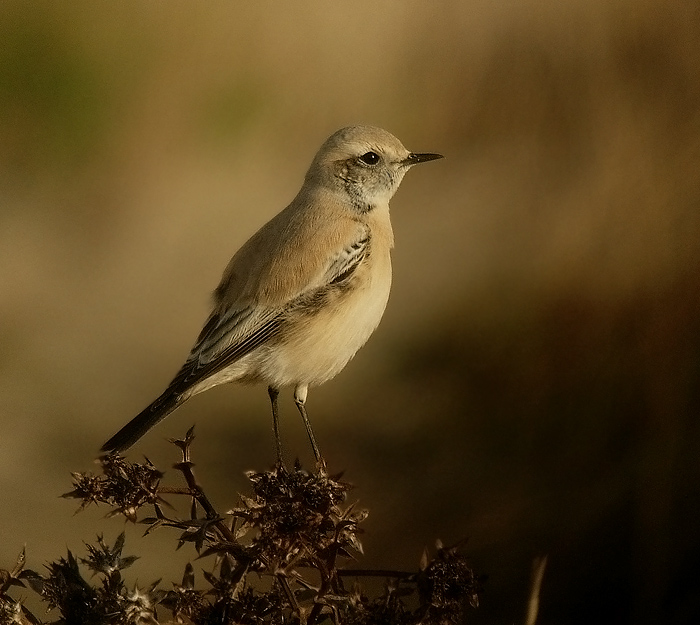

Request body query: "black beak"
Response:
[405, 152, 444, 165]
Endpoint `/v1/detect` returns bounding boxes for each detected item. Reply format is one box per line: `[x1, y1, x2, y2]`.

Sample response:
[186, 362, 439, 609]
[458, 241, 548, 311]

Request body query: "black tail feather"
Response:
[101, 390, 185, 453]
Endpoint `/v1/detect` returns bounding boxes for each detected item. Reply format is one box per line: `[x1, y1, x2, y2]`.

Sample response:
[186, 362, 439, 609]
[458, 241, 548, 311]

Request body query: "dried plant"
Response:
[1, 428, 483, 624]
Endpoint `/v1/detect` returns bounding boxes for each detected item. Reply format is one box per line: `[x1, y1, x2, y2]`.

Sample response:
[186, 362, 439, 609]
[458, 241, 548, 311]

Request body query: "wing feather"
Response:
[168, 225, 371, 396]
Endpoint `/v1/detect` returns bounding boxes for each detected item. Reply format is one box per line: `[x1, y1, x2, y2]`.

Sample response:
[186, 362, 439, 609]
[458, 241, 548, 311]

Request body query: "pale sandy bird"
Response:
[101, 125, 442, 463]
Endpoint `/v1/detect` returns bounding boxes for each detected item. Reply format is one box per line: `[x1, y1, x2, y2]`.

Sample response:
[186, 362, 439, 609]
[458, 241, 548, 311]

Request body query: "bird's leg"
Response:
[268, 386, 284, 468]
[294, 385, 324, 469]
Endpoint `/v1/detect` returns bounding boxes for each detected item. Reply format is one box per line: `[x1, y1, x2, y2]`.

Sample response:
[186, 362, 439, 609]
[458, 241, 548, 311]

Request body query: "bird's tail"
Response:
[101, 389, 186, 453]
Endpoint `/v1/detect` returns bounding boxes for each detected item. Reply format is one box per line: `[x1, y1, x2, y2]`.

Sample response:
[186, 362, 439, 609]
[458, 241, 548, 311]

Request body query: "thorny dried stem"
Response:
[525, 556, 548, 625]
[2, 428, 485, 624]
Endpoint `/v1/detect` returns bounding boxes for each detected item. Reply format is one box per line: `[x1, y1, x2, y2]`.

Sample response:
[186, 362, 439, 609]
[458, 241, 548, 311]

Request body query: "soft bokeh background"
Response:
[1, 1, 699, 623]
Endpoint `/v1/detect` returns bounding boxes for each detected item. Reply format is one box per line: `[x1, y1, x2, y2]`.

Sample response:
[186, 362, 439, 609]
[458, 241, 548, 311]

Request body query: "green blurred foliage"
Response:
[0, 8, 114, 178]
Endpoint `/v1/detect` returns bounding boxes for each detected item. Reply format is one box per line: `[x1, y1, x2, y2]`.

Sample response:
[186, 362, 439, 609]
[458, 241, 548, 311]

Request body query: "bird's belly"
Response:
[258, 255, 392, 388]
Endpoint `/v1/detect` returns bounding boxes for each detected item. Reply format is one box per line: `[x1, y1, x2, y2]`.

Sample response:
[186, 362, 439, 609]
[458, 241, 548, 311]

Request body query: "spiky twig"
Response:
[4, 428, 484, 624]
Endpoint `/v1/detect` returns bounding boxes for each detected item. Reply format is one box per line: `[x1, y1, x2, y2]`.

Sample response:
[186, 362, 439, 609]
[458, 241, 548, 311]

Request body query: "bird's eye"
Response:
[359, 151, 380, 165]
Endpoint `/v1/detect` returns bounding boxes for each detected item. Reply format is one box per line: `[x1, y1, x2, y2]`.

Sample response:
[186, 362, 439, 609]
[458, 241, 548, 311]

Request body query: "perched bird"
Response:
[101, 125, 442, 463]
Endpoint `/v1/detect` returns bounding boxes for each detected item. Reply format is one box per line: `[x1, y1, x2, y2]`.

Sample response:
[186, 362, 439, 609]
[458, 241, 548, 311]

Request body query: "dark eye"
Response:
[359, 151, 380, 165]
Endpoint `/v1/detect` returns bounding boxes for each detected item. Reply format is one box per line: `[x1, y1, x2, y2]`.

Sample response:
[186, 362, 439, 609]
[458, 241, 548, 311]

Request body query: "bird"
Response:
[101, 125, 443, 464]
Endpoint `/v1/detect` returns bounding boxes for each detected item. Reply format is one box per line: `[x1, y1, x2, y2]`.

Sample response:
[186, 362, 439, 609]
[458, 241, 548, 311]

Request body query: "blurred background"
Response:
[1, 1, 699, 623]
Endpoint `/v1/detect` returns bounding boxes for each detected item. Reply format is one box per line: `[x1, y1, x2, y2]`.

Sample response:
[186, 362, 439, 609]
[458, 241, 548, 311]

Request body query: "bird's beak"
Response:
[404, 152, 444, 166]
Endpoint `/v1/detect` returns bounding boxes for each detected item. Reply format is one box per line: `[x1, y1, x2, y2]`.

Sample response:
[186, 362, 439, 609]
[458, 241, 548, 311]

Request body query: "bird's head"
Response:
[305, 125, 443, 211]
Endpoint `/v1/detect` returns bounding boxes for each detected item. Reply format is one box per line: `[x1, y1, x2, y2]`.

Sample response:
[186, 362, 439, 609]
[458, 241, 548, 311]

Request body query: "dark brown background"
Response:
[1, 1, 699, 623]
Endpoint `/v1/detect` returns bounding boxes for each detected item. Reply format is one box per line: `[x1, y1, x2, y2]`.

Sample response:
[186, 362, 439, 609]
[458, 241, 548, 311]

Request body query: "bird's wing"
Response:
[99, 304, 280, 453]
[167, 305, 281, 393]
[100, 224, 371, 453]
[318, 227, 370, 287]
[167, 224, 371, 394]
